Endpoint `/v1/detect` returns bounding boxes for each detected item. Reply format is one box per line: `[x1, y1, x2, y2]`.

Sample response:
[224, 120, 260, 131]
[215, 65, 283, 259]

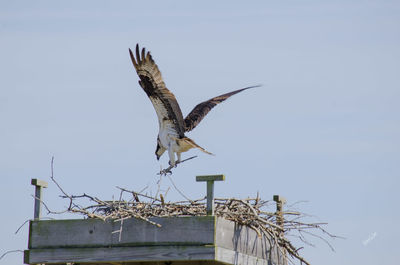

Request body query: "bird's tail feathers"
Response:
[180, 137, 214, 156]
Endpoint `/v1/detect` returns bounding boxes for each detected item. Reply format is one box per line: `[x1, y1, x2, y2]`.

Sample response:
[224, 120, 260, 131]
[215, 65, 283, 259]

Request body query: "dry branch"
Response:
[158, 155, 197, 175]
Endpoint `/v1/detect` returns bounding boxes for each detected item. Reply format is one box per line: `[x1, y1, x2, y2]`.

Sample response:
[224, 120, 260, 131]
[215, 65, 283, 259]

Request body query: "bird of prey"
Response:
[129, 44, 257, 167]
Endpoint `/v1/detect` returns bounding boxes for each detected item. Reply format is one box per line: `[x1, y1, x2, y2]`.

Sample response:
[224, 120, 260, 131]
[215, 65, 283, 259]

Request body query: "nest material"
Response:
[46, 157, 337, 265]
[59, 187, 336, 265]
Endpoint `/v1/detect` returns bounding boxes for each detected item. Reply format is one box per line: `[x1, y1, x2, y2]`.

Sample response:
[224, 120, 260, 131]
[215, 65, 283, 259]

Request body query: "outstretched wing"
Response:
[129, 44, 185, 138]
[184, 85, 259, 132]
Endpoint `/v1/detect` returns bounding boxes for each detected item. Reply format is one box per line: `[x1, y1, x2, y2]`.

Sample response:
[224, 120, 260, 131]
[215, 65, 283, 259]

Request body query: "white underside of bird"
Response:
[150, 96, 212, 166]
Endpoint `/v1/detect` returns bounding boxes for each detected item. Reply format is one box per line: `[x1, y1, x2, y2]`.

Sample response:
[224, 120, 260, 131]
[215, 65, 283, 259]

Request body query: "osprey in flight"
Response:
[129, 44, 257, 167]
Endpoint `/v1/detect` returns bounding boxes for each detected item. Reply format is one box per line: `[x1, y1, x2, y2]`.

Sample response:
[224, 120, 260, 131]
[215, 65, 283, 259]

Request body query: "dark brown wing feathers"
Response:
[129, 44, 185, 137]
[130, 44, 257, 135]
[184, 85, 259, 132]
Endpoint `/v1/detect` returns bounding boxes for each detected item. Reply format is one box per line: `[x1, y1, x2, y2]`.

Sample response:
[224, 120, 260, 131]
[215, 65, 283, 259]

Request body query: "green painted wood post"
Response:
[31, 178, 48, 220]
[196, 175, 225, 215]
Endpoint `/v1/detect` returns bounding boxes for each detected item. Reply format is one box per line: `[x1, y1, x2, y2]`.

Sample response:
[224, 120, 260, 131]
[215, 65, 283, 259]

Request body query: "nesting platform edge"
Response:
[25, 216, 287, 265]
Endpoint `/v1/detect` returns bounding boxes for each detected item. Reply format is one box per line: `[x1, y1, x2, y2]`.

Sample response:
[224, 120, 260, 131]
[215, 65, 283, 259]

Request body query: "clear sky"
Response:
[1, 1, 399, 264]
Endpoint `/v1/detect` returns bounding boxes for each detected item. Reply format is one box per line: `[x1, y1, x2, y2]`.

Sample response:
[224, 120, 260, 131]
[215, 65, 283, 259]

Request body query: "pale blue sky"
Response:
[1, 1, 399, 264]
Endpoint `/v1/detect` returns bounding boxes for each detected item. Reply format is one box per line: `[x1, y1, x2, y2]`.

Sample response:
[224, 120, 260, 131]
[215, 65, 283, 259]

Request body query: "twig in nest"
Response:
[50, 156, 69, 199]
[158, 155, 197, 176]
[0, 250, 24, 261]
[15, 220, 29, 234]
[167, 175, 193, 202]
[116, 186, 162, 202]
[31, 194, 68, 215]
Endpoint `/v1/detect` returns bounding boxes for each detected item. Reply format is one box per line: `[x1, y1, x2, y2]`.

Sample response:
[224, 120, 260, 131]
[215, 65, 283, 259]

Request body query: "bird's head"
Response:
[155, 137, 166, 160]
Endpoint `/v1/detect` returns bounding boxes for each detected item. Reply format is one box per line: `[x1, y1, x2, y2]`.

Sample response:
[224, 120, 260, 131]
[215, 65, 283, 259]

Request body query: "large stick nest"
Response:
[44, 158, 340, 265]
[50, 186, 338, 265]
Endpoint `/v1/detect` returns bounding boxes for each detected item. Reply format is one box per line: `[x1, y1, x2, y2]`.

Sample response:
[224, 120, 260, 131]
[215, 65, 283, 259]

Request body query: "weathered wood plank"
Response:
[216, 246, 273, 265]
[31, 178, 48, 220]
[215, 217, 284, 263]
[196, 175, 225, 182]
[27, 216, 286, 265]
[29, 216, 215, 249]
[25, 245, 216, 264]
[76, 262, 223, 265]
[30, 179, 48, 188]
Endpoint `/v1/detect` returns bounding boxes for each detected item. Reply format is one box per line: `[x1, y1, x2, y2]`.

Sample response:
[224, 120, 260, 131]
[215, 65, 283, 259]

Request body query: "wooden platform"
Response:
[25, 216, 286, 265]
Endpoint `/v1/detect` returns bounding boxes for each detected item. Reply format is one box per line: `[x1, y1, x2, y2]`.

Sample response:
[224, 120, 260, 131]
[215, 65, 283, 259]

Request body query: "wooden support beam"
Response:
[273, 195, 288, 265]
[26, 216, 287, 265]
[196, 175, 225, 182]
[29, 217, 215, 249]
[273, 195, 286, 227]
[31, 178, 48, 220]
[196, 175, 225, 216]
[25, 245, 216, 264]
